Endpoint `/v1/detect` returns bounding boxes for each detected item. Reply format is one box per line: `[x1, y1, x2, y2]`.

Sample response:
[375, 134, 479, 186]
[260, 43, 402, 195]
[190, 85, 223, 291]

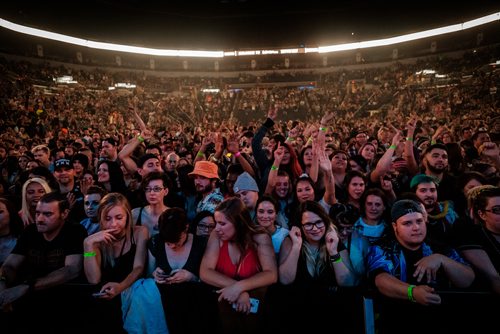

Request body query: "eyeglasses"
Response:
[84, 200, 100, 206]
[302, 220, 325, 231]
[197, 224, 215, 231]
[483, 206, 500, 215]
[144, 186, 164, 193]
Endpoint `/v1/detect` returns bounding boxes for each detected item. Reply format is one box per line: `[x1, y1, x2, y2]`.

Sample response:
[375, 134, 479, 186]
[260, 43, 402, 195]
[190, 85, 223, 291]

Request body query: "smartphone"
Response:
[232, 298, 259, 313]
[249, 298, 259, 313]
[92, 291, 107, 298]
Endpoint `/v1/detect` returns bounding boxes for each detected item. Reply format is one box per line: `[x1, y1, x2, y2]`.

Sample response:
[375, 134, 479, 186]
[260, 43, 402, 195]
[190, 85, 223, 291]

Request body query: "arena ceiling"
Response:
[0, 0, 498, 50]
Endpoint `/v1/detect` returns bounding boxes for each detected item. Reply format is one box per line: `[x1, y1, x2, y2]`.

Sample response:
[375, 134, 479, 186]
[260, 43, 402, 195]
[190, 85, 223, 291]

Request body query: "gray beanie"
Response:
[233, 172, 259, 193]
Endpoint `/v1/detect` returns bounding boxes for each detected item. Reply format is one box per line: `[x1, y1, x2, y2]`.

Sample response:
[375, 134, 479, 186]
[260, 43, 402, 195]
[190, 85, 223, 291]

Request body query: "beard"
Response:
[426, 162, 447, 174]
[196, 183, 213, 195]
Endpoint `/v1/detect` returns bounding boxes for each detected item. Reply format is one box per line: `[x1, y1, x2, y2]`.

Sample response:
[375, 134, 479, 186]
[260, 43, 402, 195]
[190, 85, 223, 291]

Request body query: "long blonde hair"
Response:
[97, 192, 134, 268]
[20, 177, 53, 226]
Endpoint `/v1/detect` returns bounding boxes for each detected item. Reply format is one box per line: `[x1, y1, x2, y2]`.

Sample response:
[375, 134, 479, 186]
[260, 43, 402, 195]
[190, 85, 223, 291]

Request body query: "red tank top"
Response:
[216, 240, 261, 280]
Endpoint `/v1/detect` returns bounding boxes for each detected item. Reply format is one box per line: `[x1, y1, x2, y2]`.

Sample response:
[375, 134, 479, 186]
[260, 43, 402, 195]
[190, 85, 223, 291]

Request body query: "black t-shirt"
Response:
[12, 223, 87, 279]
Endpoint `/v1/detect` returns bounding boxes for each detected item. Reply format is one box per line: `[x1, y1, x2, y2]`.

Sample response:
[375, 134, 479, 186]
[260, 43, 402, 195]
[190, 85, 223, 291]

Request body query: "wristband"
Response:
[330, 253, 342, 264]
[84, 251, 96, 257]
[234, 151, 241, 158]
[286, 137, 295, 142]
[406, 137, 413, 142]
[137, 135, 145, 143]
[389, 144, 397, 150]
[196, 151, 205, 158]
[407, 284, 416, 302]
[319, 127, 327, 132]
[271, 165, 279, 171]
[430, 140, 437, 145]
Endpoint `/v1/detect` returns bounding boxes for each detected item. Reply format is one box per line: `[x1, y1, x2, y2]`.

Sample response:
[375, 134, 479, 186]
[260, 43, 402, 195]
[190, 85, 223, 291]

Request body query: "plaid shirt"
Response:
[196, 188, 224, 214]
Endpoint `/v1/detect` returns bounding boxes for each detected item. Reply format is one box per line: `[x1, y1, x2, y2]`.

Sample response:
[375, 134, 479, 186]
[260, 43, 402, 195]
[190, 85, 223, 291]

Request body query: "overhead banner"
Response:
[430, 41, 437, 53]
[37, 44, 44, 57]
[477, 32, 483, 45]
[392, 48, 398, 60]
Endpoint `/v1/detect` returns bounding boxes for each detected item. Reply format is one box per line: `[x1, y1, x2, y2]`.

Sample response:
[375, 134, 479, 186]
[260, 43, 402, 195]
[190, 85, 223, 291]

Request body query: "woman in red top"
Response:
[200, 197, 277, 333]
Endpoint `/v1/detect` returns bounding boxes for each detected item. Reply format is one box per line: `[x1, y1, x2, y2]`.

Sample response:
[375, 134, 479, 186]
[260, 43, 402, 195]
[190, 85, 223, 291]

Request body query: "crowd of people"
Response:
[0, 44, 499, 333]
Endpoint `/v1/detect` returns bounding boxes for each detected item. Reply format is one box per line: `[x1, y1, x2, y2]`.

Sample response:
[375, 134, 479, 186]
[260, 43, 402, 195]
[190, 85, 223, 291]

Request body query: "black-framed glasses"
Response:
[483, 206, 500, 215]
[144, 186, 164, 193]
[197, 223, 215, 231]
[302, 220, 325, 231]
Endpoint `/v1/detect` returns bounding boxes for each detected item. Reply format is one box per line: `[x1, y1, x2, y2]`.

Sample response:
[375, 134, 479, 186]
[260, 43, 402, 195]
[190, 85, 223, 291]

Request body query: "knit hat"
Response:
[71, 153, 89, 170]
[233, 172, 259, 193]
[410, 174, 439, 189]
[391, 199, 425, 222]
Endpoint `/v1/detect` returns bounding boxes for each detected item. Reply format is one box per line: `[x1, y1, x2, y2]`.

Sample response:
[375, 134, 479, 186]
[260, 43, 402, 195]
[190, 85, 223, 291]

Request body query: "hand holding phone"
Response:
[232, 298, 259, 314]
[92, 291, 107, 298]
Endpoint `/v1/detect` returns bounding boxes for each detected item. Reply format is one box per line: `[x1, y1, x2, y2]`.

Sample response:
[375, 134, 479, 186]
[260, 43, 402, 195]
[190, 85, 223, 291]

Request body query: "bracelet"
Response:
[319, 127, 327, 132]
[330, 253, 342, 264]
[286, 137, 295, 142]
[389, 144, 397, 149]
[430, 140, 437, 145]
[234, 151, 241, 158]
[84, 251, 96, 257]
[271, 165, 279, 171]
[196, 151, 205, 158]
[406, 137, 413, 142]
[137, 135, 145, 143]
[407, 284, 417, 302]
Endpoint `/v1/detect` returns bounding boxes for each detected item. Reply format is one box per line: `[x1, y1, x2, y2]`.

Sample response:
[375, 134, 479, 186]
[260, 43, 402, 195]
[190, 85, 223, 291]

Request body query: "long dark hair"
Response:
[97, 159, 127, 194]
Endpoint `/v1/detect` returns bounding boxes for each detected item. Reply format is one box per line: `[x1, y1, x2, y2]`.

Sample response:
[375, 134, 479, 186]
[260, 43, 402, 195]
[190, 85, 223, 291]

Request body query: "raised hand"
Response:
[326, 229, 340, 255]
[267, 105, 278, 121]
[273, 142, 284, 165]
[289, 226, 303, 248]
[320, 110, 335, 126]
